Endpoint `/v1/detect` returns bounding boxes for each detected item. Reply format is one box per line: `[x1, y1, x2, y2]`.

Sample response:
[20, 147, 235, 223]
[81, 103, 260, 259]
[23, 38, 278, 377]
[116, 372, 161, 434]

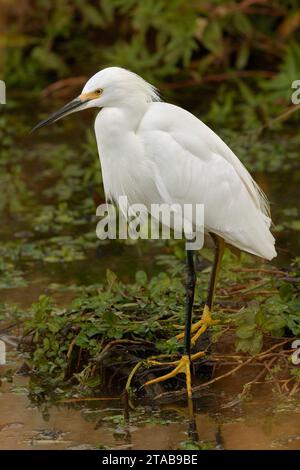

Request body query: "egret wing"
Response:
[139, 103, 276, 260]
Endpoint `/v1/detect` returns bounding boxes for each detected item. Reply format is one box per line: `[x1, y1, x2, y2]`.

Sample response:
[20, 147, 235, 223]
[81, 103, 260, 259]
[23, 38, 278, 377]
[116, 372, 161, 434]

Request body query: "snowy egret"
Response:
[33, 67, 276, 399]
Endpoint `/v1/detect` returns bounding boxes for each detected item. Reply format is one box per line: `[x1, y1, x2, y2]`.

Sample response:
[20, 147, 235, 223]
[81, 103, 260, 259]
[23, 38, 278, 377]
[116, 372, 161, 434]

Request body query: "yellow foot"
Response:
[143, 351, 205, 399]
[176, 305, 219, 346]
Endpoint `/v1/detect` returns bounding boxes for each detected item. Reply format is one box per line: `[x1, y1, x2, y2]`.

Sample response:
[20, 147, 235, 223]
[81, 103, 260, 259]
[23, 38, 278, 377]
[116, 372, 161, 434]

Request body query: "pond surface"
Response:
[1, 348, 300, 450]
[0, 101, 299, 450]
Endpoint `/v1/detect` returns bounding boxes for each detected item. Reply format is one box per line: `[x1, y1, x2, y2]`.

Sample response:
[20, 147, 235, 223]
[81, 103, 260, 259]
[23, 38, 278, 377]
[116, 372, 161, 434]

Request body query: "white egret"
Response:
[33, 67, 276, 399]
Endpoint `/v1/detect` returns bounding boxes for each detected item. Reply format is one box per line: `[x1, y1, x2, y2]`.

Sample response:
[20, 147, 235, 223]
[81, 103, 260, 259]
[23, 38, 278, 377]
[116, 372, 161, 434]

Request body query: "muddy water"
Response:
[1, 348, 300, 450]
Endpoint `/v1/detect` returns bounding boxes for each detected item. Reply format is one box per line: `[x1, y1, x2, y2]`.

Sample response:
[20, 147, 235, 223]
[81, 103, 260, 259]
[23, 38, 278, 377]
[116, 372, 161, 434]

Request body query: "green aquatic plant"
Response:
[21, 251, 300, 401]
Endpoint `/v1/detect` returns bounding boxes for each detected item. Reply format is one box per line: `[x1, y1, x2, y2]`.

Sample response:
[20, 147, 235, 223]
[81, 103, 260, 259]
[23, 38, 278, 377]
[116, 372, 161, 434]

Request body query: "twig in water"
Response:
[59, 397, 120, 403]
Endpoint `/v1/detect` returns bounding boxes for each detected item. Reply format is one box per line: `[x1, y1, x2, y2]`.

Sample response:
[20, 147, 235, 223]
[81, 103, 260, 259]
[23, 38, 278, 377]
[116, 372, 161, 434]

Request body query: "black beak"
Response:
[31, 96, 87, 133]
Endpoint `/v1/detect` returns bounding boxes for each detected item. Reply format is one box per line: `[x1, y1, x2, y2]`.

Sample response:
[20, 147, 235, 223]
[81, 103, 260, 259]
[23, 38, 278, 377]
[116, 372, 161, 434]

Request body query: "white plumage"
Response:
[87, 67, 276, 260]
[34, 66, 276, 260]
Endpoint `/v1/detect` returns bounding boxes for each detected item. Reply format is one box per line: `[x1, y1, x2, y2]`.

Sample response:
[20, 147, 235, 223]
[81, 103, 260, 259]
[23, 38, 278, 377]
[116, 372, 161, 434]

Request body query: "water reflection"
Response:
[1, 353, 300, 450]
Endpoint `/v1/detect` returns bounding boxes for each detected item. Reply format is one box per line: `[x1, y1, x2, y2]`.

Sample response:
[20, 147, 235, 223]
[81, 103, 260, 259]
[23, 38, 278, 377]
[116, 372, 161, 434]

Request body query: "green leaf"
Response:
[236, 43, 250, 70]
[106, 269, 117, 290]
[236, 331, 263, 355]
[202, 22, 222, 53]
[236, 324, 257, 339]
[31, 46, 68, 73]
[289, 220, 300, 231]
[262, 316, 286, 332]
[279, 282, 294, 301]
[86, 376, 102, 388]
[102, 310, 117, 325]
[135, 270, 148, 285]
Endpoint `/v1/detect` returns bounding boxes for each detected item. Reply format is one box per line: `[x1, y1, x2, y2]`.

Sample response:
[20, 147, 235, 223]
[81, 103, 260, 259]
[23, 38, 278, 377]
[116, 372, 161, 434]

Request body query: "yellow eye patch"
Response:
[80, 89, 103, 101]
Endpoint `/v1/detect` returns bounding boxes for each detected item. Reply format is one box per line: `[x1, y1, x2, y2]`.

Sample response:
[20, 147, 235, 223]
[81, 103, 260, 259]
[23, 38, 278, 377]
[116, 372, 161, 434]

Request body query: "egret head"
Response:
[32, 67, 159, 132]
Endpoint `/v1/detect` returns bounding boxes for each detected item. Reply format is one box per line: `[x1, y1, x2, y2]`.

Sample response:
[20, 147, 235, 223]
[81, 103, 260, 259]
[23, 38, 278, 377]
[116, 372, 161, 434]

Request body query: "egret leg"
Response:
[177, 233, 225, 345]
[144, 250, 203, 399]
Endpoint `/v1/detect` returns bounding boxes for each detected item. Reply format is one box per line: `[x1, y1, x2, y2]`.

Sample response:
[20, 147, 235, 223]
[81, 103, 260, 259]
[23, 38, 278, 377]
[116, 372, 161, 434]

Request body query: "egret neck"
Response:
[94, 102, 150, 209]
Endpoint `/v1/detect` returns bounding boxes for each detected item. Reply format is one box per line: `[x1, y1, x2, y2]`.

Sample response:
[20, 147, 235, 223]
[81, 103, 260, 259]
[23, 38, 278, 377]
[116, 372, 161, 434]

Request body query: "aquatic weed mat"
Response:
[19, 251, 300, 404]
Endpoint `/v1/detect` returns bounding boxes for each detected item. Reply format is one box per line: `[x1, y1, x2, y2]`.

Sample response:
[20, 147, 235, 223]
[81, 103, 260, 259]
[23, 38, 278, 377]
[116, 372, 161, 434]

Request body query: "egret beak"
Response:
[31, 95, 89, 133]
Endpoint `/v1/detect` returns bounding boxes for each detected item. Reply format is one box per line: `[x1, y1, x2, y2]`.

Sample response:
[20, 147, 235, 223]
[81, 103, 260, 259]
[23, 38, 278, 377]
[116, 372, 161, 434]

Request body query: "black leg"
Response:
[176, 234, 225, 345]
[184, 250, 196, 357]
[206, 233, 224, 310]
[144, 249, 204, 399]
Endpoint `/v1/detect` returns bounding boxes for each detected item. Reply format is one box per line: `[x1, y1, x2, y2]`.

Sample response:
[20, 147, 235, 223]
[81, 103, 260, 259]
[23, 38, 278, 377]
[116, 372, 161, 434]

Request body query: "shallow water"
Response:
[1, 348, 300, 450]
